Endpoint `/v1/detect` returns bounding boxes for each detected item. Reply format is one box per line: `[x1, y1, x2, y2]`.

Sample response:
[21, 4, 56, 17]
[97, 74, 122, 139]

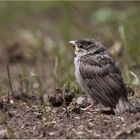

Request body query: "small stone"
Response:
[49, 132, 55, 136]
[77, 96, 85, 105]
[0, 129, 9, 139]
[76, 96, 91, 108]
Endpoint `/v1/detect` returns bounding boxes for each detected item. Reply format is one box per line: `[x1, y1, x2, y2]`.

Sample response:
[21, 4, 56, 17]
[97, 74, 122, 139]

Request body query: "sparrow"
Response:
[69, 39, 139, 115]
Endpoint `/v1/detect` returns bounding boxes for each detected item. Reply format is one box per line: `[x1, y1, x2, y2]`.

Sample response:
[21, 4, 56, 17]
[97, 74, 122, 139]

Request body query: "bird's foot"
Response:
[81, 104, 94, 111]
[81, 101, 99, 111]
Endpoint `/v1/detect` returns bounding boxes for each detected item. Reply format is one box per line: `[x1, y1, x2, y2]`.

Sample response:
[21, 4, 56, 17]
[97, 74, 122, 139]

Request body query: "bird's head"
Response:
[68, 39, 105, 56]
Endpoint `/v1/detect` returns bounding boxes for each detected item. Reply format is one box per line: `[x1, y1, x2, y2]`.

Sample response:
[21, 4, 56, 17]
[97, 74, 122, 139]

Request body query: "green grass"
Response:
[0, 1, 139, 93]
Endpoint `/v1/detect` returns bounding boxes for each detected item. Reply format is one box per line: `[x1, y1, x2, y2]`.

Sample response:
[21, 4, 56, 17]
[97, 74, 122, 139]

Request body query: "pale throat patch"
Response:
[75, 44, 80, 52]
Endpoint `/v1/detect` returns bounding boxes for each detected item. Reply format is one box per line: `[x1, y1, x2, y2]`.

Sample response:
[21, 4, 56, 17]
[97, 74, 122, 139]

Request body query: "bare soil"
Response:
[0, 92, 140, 139]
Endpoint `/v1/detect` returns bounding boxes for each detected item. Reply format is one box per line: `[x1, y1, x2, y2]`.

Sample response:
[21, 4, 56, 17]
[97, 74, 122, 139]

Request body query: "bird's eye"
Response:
[79, 45, 84, 48]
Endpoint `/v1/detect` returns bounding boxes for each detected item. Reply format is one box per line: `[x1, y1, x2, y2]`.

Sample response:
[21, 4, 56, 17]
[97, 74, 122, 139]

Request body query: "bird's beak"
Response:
[68, 40, 80, 52]
[68, 41, 75, 48]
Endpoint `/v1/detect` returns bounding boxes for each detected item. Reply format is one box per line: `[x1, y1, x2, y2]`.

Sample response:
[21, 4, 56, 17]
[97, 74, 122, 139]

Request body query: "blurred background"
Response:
[0, 1, 140, 96]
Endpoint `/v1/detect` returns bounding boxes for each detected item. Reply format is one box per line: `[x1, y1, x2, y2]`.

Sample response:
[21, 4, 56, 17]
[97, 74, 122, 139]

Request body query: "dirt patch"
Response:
[0, 93, 140, 139]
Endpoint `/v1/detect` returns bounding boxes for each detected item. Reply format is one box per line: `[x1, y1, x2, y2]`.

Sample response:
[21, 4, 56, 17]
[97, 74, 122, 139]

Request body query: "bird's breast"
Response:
[74, 56, 91, 96]
[74, 56, 84, 87]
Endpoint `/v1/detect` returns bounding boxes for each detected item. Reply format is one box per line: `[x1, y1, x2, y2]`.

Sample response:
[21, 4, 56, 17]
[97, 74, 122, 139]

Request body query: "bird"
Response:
[69, 38, 139, 115]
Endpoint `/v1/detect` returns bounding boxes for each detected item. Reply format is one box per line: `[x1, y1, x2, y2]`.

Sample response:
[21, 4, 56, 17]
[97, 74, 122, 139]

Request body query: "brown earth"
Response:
[0, 91, 140, 139]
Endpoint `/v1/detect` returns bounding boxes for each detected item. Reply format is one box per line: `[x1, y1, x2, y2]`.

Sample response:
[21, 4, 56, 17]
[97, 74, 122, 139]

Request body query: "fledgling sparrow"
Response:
[69, 39, 139, 115]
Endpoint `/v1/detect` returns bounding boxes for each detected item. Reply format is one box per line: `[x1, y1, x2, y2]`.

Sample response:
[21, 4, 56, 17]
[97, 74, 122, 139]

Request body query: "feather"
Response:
[79, 54, 128, 108]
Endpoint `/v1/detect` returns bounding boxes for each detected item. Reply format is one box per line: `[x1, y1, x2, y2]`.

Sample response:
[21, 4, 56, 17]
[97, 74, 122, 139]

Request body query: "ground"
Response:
[0, 91, 140, 139]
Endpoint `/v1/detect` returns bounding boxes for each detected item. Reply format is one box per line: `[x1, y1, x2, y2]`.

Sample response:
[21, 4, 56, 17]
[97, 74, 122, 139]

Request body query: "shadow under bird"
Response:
[69, 39, 140, 115]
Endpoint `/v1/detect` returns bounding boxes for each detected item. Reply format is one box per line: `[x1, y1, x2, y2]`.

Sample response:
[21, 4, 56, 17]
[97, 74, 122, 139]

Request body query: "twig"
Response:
[113, 120, 140, 138]
[62, 87, 70, 117]
[6, 65, 14, 100]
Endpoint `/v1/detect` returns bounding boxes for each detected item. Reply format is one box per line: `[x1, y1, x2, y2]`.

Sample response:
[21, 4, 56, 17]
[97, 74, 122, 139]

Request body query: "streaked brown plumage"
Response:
[69, 39, 139, 115]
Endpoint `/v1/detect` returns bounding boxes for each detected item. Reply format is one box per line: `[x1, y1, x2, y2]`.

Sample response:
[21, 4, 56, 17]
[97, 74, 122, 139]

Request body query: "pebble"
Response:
[0, 129, 9, 139]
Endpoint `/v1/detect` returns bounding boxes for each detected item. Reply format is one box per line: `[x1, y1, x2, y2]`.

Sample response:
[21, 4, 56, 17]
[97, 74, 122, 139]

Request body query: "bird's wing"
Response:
[79, 54, 127, 108]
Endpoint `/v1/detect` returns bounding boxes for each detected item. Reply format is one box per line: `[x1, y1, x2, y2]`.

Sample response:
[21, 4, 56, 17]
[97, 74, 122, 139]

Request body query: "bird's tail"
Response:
[115, 96, 140, 115]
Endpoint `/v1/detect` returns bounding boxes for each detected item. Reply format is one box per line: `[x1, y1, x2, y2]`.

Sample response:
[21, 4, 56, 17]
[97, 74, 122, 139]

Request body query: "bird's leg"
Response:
[81, 100, 99, 111]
